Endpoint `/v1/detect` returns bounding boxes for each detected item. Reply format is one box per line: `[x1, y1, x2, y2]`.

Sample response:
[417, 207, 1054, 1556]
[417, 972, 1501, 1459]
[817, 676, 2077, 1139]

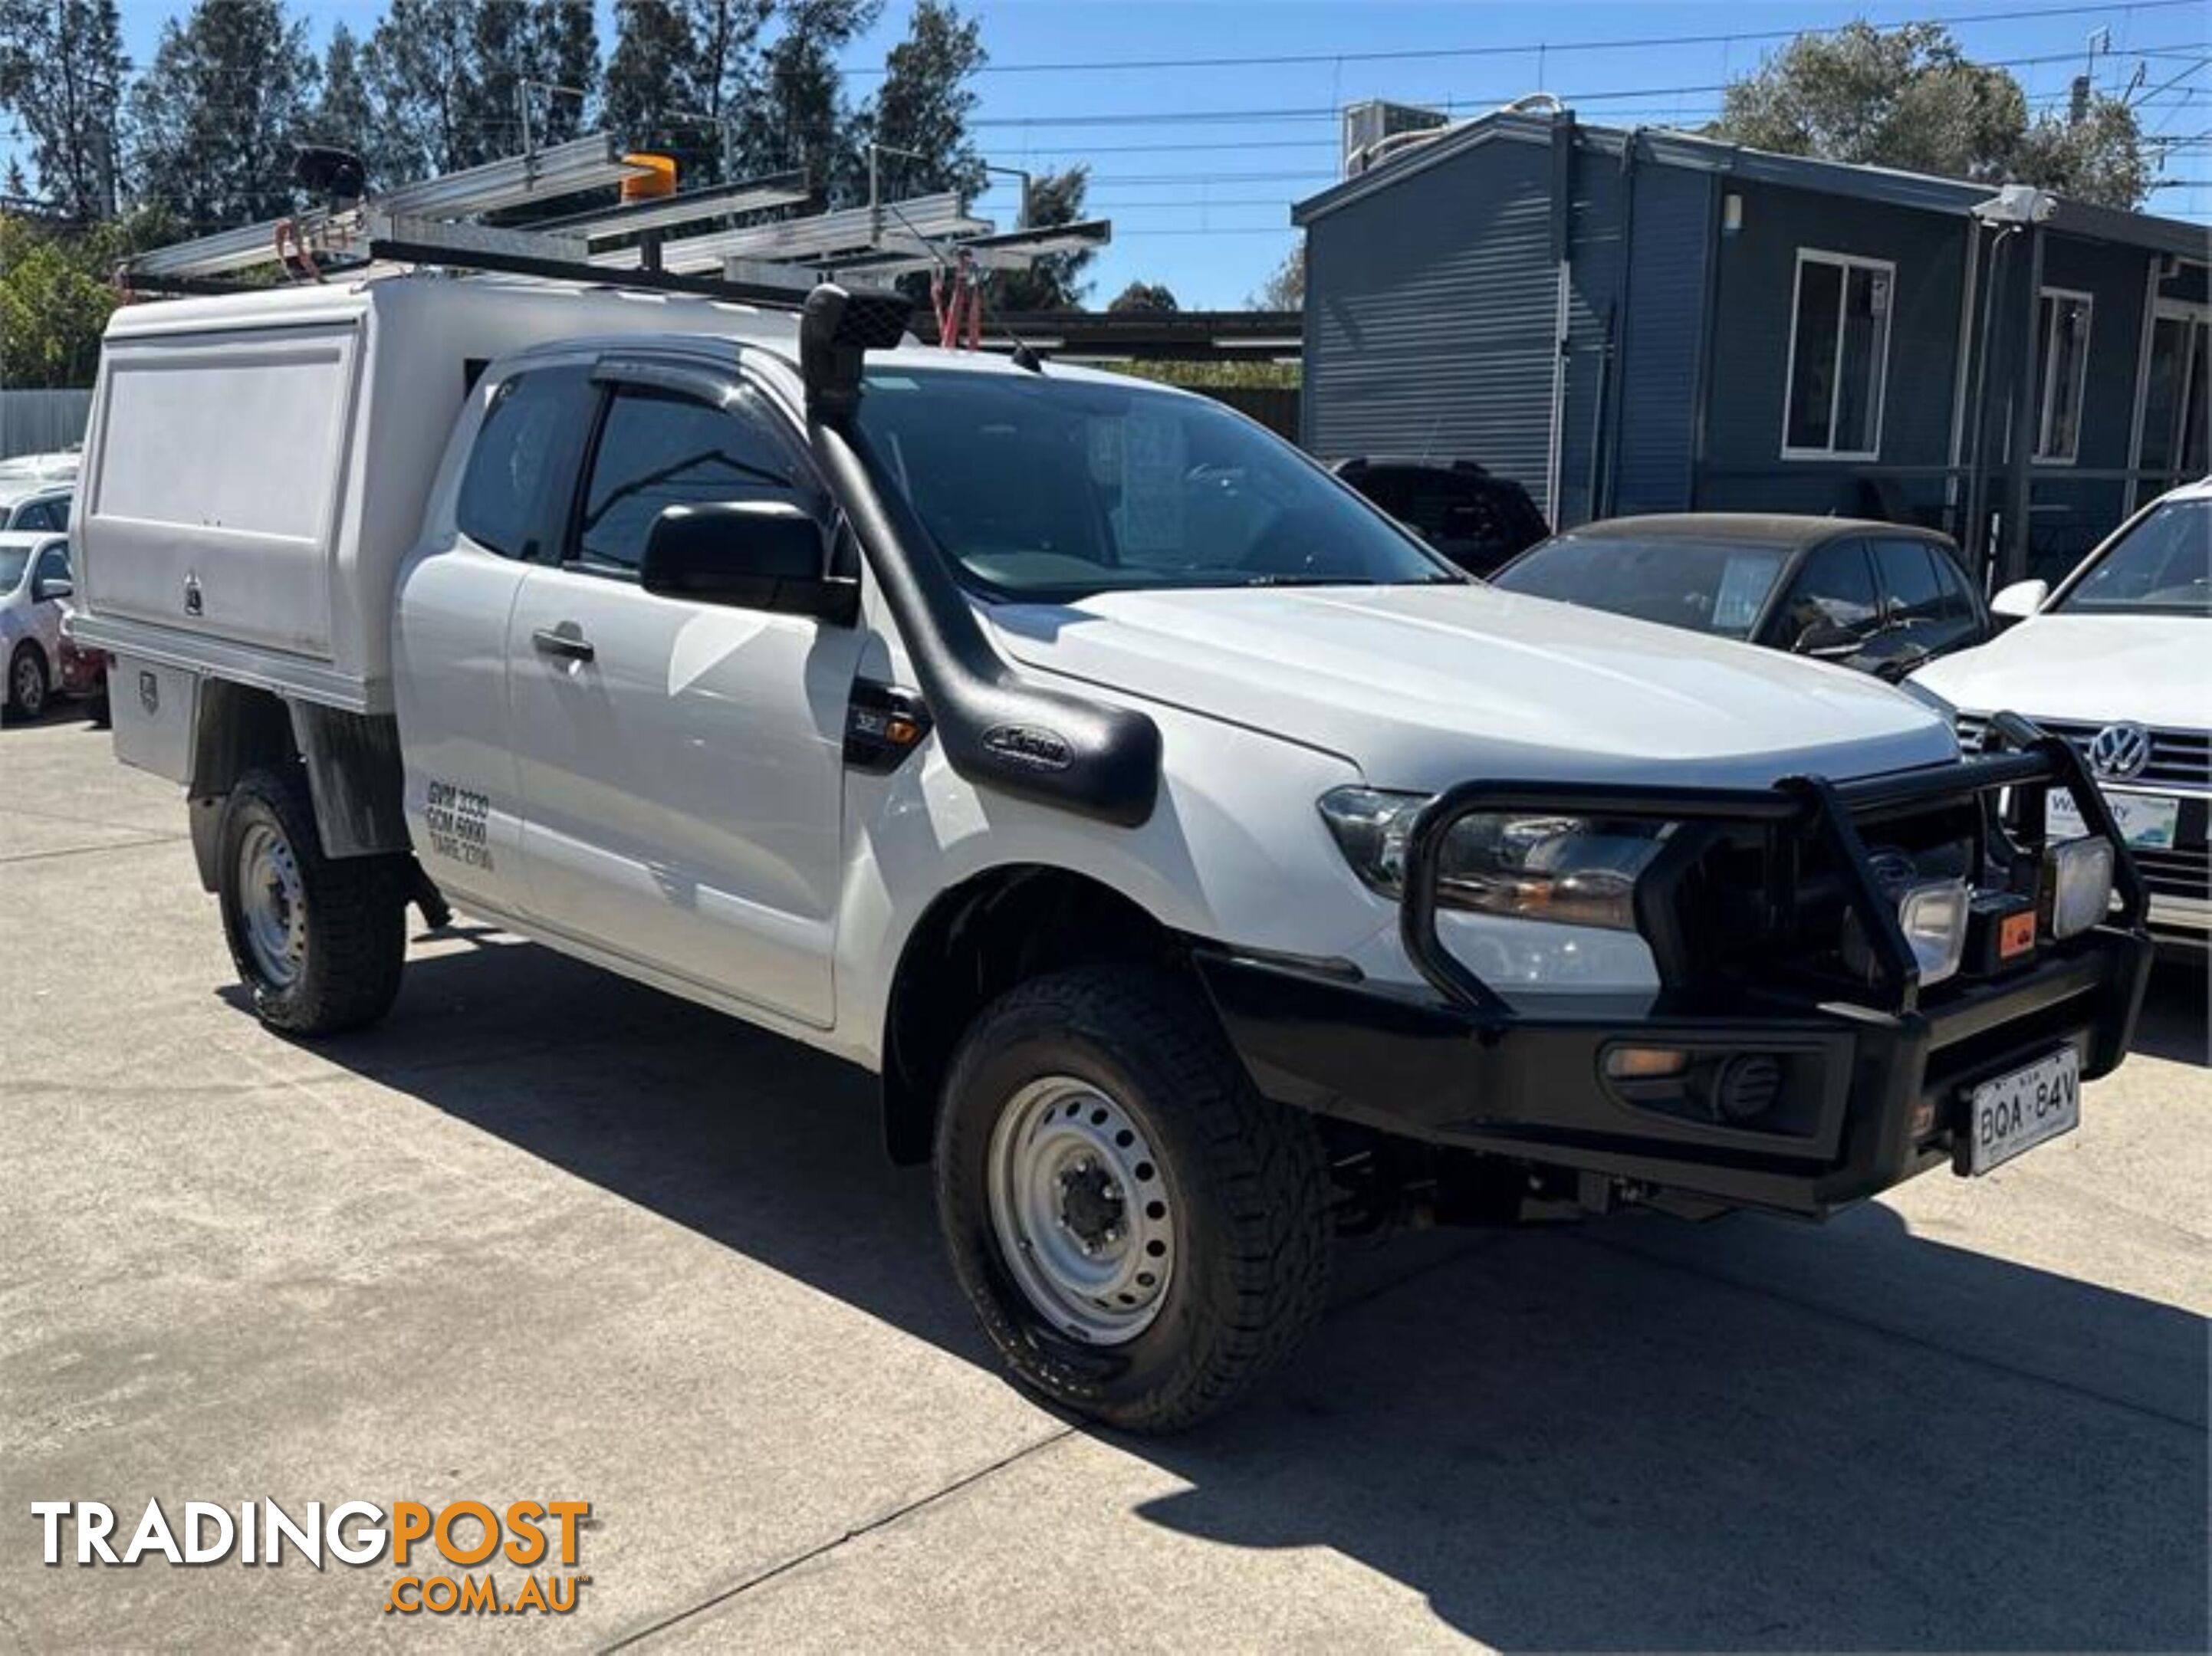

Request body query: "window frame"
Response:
[1760, 535, 1885, 650]
[1779, 248, 1897, 463]
[561, 363, 838, 584]
[454, 362, 600, 564]
[1869, 534, 1984, 646]
[2033, 285, 2095, 465]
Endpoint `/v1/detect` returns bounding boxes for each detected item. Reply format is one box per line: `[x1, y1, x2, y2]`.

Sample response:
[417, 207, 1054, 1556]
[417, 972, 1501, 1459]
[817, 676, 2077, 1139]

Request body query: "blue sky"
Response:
[47, 1, 2212, 305]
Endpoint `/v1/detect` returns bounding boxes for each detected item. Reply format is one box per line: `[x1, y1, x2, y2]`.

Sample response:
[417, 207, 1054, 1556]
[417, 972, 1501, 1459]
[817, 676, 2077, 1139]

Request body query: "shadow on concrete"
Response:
[242, 934, 2210, 1652]
[2131, 955, 2207, 1066]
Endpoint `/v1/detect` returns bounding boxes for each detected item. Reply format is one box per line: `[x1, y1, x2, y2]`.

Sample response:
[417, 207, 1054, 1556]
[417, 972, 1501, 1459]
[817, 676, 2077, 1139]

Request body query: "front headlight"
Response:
[1316, 787, 1669, 931]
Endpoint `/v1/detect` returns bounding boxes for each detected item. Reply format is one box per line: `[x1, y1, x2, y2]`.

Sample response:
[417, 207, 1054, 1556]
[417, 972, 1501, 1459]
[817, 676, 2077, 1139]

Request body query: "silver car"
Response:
[0, 472, 74, 534]
[1, 532, 74, 721]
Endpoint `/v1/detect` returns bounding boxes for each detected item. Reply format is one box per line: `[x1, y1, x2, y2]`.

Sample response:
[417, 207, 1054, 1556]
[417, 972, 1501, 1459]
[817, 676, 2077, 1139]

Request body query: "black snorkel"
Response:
[800, 283, 1162, 830]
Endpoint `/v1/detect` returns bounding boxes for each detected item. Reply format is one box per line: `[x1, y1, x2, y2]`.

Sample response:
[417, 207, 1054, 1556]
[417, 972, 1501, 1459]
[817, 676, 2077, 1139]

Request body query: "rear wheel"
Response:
[216, 764, 407, 1036]
[5, 642, 48, 722]
[935, 967, 1331, 1431]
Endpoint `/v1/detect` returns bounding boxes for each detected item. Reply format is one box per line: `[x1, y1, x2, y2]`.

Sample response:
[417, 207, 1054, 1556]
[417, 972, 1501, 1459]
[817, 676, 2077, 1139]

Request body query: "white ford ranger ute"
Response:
[70, 271, 2151, 1430]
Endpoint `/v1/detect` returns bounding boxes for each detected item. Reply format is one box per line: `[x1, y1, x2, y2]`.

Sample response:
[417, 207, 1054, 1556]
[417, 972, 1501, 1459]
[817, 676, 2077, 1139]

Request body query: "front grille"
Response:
[1956, 713, 2211, 791]
[2135, 846, 2212, 904]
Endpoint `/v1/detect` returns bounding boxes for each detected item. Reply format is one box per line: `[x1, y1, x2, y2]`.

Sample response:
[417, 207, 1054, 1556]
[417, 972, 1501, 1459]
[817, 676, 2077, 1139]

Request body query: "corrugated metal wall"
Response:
[1555, 149, 1622, 529]
[1303, 136, 1560, 517]
[1610, 165, 1714, 516]
[0, 389, 91, 460]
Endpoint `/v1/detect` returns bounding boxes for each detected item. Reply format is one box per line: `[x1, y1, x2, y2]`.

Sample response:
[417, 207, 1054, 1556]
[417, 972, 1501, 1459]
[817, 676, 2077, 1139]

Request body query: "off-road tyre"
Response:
[5, 642, 48, 722]
[215, 764, 408, 1036]
[935, 966, 1331, 1432]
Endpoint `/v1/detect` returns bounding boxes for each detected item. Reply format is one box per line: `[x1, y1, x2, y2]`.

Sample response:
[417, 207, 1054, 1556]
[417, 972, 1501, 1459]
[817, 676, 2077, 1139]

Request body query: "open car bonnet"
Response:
[987, 582, 1958, 793]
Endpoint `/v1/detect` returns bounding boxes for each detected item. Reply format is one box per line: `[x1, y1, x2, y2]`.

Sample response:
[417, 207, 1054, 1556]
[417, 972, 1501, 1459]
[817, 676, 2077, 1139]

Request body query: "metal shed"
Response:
[1293, 109, 2210, 585]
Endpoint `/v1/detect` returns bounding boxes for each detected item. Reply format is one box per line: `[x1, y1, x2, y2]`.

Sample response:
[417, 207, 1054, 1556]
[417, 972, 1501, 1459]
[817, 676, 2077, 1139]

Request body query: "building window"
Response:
[2035, 288, 2093, 463]
[1782, 250, 1895, 459]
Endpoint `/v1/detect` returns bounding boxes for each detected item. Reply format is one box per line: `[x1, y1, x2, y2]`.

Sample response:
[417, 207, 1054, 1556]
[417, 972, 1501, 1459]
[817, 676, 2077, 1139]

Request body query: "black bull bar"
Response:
[1197, 713, 2154, 1217]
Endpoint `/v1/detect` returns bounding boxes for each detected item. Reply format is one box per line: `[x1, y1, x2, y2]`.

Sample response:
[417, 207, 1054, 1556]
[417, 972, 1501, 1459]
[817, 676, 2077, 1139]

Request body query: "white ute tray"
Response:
[71, 271, 772, 711]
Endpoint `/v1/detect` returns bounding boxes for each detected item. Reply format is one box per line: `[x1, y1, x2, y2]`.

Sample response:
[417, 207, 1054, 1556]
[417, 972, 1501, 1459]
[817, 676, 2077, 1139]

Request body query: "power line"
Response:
[969, 42, 2202, 130]
[844, 0, 2207, 79]
[2128, 54, 2212, 107]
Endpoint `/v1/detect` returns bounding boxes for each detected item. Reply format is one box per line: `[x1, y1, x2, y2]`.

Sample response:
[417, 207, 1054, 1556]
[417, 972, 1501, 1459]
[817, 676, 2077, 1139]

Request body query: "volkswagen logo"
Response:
[2087, 721, 2152, 781]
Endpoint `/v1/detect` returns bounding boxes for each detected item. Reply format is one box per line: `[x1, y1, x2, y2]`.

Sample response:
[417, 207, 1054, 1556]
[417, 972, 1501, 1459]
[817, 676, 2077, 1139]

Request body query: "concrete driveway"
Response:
[2, 712, 2205, 1651]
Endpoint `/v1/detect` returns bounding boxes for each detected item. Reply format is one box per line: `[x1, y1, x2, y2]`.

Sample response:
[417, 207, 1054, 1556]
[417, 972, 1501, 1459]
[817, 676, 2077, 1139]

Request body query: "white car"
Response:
[0, 531, 74, 721]
[1912, 480, 2210, 948]
[66, 272, 2153, 1428]
[0, 475, 73, 534]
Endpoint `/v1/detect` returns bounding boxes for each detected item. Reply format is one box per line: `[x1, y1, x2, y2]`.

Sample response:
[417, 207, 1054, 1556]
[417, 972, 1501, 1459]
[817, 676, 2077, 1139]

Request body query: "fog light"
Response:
[2049, 836, 2115, 938]
[1898, 877, 1970, 986]
[1603, 1046, 1691, 1081]
[1699, 1053, 1785, 1123]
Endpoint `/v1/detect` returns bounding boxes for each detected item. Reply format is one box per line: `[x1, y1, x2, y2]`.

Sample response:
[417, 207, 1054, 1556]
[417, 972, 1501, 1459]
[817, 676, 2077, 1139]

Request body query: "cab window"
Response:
[1773, 540, 1879, 647]
[456, 366, 595, 560]
[1874, 538, 1980, 651]
[574, 384, 822, 575]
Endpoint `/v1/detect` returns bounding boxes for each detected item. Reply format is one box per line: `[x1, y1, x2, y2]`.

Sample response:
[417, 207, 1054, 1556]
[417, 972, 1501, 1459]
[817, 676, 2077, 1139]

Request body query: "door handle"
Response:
[531, 626, 595, 664]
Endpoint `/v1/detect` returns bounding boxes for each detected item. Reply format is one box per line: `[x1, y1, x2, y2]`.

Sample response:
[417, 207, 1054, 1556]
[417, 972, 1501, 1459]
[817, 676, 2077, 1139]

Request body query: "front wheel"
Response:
[935, 967, 1331, 1431]
[215, 765, 408, 1036]
[5, 642, 48, 722]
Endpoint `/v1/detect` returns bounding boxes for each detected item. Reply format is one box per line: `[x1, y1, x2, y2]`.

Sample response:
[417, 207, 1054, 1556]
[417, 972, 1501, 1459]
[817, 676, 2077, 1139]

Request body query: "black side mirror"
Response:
[641, 501, 857, 624]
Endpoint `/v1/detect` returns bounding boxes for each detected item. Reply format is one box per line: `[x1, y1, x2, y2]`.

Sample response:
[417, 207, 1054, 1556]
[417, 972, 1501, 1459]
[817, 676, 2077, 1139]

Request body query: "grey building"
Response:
[1293, 107, 2209, 584]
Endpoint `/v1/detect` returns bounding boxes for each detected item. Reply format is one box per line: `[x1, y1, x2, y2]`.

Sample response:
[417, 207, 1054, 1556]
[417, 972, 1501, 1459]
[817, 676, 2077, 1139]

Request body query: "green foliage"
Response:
[311, 24, 375, 160]
[606, 0, 721, 176]
[0, 0, 981, 314]
[734, 0, 880, 201]
[0, 208, 175, 386]
[1113, 359, 1300, 389]
[0, 0, 129, 221]
[2011, 98, 2151, 210]
[361, 0, 476, 182]
[362, 0, 601, 188]
[126, 0, 319, 226]
[993, 164, 1093, 310]
[1249, 242, 1303, 310]
[1107, 280, 1178, 314]
[866, 0, 988, 201]
[1714, 21, 2150, 209]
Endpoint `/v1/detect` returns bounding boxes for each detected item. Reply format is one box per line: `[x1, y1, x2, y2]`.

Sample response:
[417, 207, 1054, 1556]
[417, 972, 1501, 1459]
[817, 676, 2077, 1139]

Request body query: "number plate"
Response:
[2048, 788, 2179, 849]
[1964, 1046, 2081, 1175]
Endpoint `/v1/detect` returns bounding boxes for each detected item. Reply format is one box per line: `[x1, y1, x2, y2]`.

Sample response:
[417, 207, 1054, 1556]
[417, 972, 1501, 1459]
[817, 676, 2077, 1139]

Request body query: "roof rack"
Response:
[530, 169, 812, 245]
[360, 229, 840, 311]
[130, 134, 652, 278]
[124, 133, 1112, 312]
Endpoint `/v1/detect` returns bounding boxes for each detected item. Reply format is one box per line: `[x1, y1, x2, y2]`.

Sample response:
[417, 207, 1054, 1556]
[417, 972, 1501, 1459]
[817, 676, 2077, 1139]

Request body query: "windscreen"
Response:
[2057, 497, 2210, 616]
[853, 368, 1453, 600]
[1492, 534, 1790, 639]
[0, 547, 29, 594]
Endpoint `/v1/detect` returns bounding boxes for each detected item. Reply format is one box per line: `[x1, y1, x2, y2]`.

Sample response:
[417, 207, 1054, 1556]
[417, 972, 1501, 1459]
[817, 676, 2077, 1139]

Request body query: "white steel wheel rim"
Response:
[236, 820, 307, 991]
[12, 653, 41, 712]
[985, 1075, 1178, 1346]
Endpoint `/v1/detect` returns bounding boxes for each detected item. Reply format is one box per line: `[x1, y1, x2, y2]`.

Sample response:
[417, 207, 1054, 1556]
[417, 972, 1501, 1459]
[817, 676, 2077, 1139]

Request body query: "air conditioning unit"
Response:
[1341, 100, 1449, 177]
